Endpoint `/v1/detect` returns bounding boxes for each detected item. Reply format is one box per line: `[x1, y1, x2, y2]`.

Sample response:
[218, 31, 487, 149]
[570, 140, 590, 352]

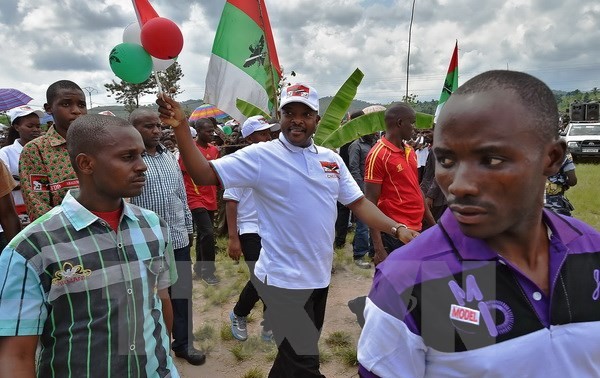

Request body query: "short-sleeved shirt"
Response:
[364, 137, 424, 230]
[180, 143, 219, 211]
[223, 187, 259, 235]
[0, 190, 179, 378]
[19, 125, 79, 220]
[212, 134, 363, 289]
[130, 144, 193, 249]
[358, 209, 600, 377]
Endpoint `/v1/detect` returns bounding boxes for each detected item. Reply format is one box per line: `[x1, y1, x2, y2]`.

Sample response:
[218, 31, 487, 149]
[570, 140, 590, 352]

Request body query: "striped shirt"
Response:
[19, 125, 79, 221]
[0, 190, 179, 378]
[130, 144, 193, 249]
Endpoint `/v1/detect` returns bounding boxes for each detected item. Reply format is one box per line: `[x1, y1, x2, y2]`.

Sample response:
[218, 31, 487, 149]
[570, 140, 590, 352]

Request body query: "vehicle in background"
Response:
[562, 121, 600, 161]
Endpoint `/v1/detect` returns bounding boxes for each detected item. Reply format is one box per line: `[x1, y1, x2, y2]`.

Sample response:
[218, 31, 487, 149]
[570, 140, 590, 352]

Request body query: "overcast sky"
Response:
[0, 0, 598, 111]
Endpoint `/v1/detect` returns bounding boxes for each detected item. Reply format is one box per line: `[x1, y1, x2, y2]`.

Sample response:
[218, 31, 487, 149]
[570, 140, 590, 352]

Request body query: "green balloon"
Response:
[109, 43, 153, 84]
[222, 125, 233, 135]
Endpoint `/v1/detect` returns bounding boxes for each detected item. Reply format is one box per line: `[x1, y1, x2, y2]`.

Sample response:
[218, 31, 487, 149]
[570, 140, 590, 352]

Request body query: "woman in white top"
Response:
[0, 106, 43, 225]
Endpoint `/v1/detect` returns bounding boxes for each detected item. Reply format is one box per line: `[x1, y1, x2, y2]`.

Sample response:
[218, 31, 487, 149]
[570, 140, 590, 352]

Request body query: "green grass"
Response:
[334, 346, 359, 367]
[567, 162, 600, 230]
[241, 367, 266, 378]
[194, 323, 216, 342]
[324, 331, 353, 348]
[230, 336, 277, 362]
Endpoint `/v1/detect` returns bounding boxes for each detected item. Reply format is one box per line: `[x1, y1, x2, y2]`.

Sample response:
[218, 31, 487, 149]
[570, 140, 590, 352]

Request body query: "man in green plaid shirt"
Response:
[0, 115, 179, 377]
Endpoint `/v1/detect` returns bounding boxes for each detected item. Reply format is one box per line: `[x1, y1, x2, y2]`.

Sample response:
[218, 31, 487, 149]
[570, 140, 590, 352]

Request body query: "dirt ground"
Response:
[173, 244, 373, 378]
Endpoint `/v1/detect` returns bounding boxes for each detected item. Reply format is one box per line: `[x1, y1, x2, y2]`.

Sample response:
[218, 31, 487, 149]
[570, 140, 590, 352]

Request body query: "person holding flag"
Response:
[156, 83, 414, 378]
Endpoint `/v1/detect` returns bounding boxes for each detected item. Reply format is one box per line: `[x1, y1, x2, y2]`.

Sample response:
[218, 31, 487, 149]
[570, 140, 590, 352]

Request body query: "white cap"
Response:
[7, 106, 44, 125]
[241, 115, 281, 138]
[279, 83, 319, 112]
[189, 126, 197, 138]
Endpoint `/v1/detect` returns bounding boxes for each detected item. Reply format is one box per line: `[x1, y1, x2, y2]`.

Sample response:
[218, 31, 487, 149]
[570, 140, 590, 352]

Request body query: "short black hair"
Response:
[191, 118, 213, 130]
[46, 80, 83, 105]
[349, 110, 365, 120]
[454, 70, 559, 141]
[67, 114, 131, 172]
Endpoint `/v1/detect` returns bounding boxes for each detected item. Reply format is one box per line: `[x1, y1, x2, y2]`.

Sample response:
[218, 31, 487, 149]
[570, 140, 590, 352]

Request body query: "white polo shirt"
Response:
[212, 134, 363, 289]
[223, 187, 259, 235]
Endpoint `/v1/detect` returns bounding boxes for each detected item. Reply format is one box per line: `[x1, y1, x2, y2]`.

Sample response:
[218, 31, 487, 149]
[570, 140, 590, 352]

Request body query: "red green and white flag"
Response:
[204, 0, 282, 122]
[434, 41, 459, 121]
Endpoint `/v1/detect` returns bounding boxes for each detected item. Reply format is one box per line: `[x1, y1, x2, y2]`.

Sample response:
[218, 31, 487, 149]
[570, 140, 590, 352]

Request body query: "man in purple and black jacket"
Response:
[358, 70, 600, 378]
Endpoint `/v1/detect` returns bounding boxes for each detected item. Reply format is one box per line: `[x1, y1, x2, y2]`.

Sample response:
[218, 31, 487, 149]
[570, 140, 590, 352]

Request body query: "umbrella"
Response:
[189, 103, 228, 122]
[0, 88, 33, 112]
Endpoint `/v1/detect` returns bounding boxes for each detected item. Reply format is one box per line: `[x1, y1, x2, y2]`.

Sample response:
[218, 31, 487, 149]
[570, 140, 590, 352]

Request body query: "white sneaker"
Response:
[229, 311, 248, 341]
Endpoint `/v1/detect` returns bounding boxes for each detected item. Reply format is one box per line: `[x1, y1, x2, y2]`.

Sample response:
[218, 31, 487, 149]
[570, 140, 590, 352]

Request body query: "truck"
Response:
[562, 121, 600, 161]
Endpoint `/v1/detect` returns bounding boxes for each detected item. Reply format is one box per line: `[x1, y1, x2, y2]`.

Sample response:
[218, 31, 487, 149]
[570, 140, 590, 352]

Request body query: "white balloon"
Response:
[123, 22, 141, 45]
[152, 57, 176, 71]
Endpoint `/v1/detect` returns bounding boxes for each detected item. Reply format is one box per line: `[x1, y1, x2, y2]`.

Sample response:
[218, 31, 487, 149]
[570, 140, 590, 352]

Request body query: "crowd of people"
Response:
[0, 70, 598, 378]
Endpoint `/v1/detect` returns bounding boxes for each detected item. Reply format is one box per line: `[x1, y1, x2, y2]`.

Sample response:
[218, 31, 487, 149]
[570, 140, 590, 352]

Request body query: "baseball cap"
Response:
[279, 83, 319, 112]
[241, 115, 281, 138]
[7, 106, 44, 125]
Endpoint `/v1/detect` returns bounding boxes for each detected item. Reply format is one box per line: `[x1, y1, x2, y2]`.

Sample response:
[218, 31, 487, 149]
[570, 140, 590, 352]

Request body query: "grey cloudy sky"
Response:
[0, 0, 598, 110]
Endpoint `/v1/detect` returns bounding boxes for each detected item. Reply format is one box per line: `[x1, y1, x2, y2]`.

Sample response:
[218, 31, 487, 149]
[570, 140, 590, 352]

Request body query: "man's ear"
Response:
[43, 103, 51, 114]
[543, 139, 567, 177]
[75, 153, 94, 175]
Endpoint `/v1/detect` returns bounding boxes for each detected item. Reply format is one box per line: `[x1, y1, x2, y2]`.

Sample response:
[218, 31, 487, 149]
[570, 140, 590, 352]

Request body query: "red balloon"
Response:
[140, 17, 183, 60]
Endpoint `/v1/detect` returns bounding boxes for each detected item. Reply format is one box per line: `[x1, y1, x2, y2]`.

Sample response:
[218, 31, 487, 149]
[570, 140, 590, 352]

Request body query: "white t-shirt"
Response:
[222, 187, 259, 235]
[212, 134, 363, 289]
[416, 146, 429, 168]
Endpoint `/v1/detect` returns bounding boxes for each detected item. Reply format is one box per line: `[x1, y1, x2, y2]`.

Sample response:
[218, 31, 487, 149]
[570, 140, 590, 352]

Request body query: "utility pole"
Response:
[82, 86, 98, 109]
[406, 0, 416, 99]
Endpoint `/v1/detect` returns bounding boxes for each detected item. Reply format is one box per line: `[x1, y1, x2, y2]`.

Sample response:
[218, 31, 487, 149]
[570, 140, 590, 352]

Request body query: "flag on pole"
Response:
[131, 0, 159, 26]
[204, 0, 282, 122]
[434, 41, 458, 121]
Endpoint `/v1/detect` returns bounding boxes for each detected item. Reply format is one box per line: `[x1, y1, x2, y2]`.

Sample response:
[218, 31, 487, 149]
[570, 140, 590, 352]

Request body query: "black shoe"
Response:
[174, 347, 206, 366]
[201, 274, 220, 286]
[348, 296, 367, 328]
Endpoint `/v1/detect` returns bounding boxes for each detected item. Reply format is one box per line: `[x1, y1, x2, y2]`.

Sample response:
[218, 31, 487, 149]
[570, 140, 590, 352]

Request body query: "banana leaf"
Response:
[321, 111, 384, 149]
[313, 68, 364, 145]
[320, 111, 435, 149]
[416, 112, 434, 129]
[236, 98, 270, 119]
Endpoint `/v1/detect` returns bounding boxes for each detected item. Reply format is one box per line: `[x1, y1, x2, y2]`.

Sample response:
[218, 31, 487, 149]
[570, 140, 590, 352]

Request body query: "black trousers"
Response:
[233, 233, 263, 318]
[334, 202, 351, 248]
[191, 208, 216, 277]
[253, 277, 328, 378]
[169, 245, 193, 352]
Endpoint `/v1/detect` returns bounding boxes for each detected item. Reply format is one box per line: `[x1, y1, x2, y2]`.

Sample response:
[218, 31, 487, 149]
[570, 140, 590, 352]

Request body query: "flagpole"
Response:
[257, 0, 279, 116]
[406, 0, 416, 100]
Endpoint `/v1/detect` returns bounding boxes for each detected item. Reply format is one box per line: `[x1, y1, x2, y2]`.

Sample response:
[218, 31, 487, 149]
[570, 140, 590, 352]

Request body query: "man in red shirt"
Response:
[364, 103, 435, 266]
[180, 118, 220, 285]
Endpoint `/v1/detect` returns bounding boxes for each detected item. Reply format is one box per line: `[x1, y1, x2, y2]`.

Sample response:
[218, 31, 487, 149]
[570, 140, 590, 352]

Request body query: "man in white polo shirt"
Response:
[157, 83, 418, 378]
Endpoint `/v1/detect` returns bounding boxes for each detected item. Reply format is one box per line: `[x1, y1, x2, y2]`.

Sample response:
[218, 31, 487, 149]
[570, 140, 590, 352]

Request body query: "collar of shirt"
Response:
[438, 209, 578, 262]
[61, 190, 139, 231]
[278, 132, 318, 154]
[45, 125, 67, 147]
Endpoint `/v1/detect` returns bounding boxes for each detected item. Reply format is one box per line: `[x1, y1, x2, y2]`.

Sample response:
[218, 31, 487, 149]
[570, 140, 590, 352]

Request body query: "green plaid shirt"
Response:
[0, 190, 179, 378]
